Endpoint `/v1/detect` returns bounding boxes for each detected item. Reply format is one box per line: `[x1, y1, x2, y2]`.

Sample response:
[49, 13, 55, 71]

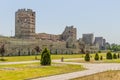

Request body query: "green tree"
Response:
[41, 48, 51, 66]
[0, 44, 5, 60]
[94, 53, 99, 61]
[34, 46, 41, 60]
[84, 53, 90, 61]
[113, 53, 117, 59]
[106, 52, 112, 60]
[118, 53, 120, 58]
[18, 49, 21, 56]
[100, 56, 103, 60]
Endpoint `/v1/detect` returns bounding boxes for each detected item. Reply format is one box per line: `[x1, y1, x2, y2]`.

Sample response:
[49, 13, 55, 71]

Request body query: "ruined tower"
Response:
[15, 9, 35, 39]
[61, 26, 77, 41]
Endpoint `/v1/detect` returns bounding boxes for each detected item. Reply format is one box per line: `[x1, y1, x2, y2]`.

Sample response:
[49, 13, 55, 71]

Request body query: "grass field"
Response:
[0, 53, 108, 62]
[0, 62, 85, 80]
[0, 54, 86, 62]
[72, 70, 120, 80]
[0, 53, 119, 63]
[65, 58, 120, 63]
[64, 53, 120, 63]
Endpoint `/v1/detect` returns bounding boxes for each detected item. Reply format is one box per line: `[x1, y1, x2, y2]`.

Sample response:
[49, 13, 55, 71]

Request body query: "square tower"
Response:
[82, 33, 94, 45]
[15, 9, 35, 39]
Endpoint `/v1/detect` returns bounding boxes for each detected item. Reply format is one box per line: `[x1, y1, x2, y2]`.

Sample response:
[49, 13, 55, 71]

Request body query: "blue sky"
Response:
[0, 0, 120, 44]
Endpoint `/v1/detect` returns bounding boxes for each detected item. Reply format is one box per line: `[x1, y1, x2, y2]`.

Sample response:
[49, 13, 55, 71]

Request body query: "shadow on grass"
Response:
[0, 59, 8, 61]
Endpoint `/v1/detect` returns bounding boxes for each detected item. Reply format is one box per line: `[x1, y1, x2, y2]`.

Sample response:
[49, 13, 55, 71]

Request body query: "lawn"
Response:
[72, 70, 120, 80]
[65, 58, 120, 63]
[0, 53, 108, 62]
[0, 63, 85, 80]
[0, 54, 85, 62]
[64, 53, 120, 63]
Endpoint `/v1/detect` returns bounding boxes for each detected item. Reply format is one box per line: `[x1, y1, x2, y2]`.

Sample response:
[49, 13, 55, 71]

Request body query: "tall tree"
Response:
[34, 46, 41, 60]
[0, 44, 5, 60]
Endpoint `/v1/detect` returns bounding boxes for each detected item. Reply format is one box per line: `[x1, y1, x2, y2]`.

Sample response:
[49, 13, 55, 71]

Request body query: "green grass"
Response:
[104, 59, 120, 63]
[0, 54, 86, 62]
[64, 53, 120, 63]
[65, 57, 120, 63]
[72, 70, 120, 80]
[0, 53, 110, 62]
[66, 59, 120, 63]
[0, 63, 85, 80]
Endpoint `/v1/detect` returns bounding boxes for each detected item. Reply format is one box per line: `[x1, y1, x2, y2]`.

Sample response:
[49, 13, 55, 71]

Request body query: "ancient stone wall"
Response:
[36, 33, 60, 41]
[15, 9, 35, 39]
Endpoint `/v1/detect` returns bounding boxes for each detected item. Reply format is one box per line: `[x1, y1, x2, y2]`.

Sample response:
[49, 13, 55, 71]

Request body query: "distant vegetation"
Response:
[107, 43, 120, 52]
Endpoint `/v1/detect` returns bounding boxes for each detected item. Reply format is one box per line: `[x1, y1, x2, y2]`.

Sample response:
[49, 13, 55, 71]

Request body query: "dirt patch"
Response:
[0, 67, 22, 71]
[73, 70, 120, 80]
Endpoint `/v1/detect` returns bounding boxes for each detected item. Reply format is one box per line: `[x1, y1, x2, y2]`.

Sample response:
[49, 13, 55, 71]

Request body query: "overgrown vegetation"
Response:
[107, 43, 120, 52]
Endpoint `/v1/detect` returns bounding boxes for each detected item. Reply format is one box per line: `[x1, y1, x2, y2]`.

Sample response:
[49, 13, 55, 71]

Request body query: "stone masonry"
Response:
[82, 33, 94, 45]
[15, 9, 35, 39]
[61, 26, 77, 41]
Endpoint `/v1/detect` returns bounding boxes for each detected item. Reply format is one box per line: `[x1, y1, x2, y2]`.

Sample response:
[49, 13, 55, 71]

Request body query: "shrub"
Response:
[85, 53, 90, 61]
[100, 56, 103, 60]
[113, 53, 117, 59]
[94, 53, 99, 61]
[98, 50, 101, 53]
[118, 53, 120, 58]
[41, 48, 51, 66]
[106, 52, 112, 60]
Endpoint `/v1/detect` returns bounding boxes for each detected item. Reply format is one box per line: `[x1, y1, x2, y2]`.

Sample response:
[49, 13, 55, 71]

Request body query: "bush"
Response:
[94, 53, 99, 61]
[100, 56, 103, 60]
[113, 53, 117, 59]
[85, 53, 90, 61]
[106, 52, 112, 60]
[41, 48, 51, 66]
[118, 53, 120, 58]
[98, 50, 101, 53]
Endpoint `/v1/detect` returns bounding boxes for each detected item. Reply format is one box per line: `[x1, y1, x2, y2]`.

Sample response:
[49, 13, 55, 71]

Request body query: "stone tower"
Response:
[61, 26, 77, 41]
[15, 9, 35, 39]
[82, 33, 94, 45]
[94, 37, 106, 50]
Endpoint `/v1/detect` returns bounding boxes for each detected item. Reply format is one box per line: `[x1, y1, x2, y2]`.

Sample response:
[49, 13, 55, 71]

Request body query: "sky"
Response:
[0, 0, 120, 44]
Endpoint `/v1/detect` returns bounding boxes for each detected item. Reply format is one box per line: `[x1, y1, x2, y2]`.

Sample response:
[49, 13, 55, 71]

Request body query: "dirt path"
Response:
[0, 59, 120, 80]
[32, 59, 120, 80]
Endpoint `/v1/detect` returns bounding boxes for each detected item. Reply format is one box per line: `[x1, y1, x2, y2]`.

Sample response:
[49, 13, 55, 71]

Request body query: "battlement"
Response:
[17, 8, 34, 12]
